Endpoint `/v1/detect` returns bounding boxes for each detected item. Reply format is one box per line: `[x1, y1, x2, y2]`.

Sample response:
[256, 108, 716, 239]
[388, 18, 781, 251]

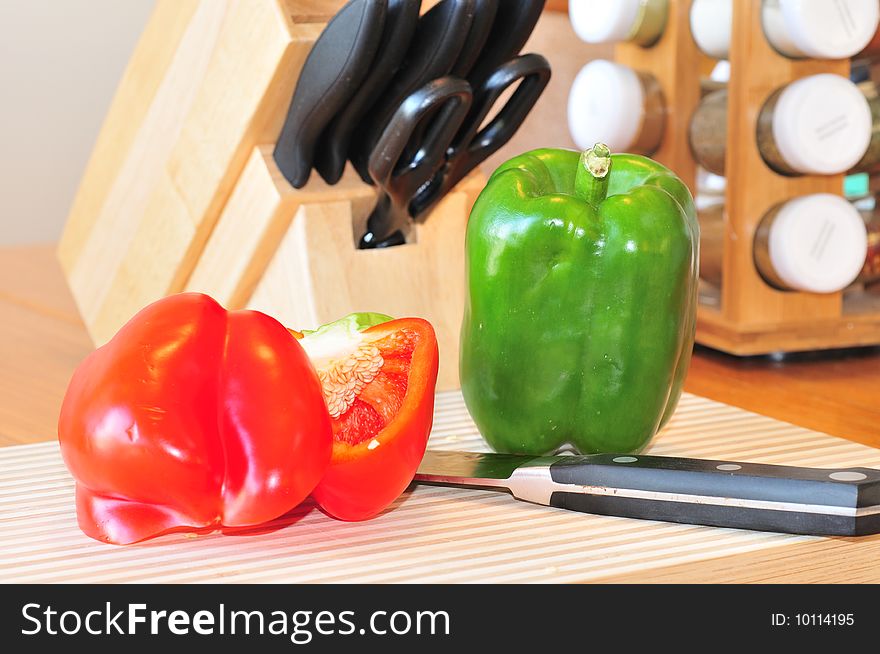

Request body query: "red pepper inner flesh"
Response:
[328, 329, 417, 446]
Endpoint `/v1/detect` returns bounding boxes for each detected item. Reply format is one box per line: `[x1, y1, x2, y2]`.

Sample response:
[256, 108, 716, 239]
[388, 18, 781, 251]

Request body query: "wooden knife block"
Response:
[57, 0, 344, 346]
[56, 0, 482, 390]
[187, 146, 484, 390]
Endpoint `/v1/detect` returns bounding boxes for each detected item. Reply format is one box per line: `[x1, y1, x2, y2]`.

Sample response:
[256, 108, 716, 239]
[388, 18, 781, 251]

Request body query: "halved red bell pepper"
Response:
[58, 293, 332, 544]
[296, 314, 440, 521]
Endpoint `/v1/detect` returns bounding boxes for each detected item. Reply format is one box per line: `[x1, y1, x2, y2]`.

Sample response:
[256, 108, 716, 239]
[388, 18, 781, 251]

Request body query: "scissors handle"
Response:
[409, 53, 551, 220]
[360, 77, 473, 249]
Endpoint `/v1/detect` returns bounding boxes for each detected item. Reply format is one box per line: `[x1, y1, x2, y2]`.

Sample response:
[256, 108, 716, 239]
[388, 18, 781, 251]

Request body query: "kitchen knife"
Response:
[313, 0, 421, 186]
[414, 450, 880, 536]
[350, 0, 477, 184]
[273, 0, 387, 189]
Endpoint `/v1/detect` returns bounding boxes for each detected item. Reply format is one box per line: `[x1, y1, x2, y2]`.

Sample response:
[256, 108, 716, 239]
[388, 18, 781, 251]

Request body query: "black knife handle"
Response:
[273, 0, 387, 189]
[313, 0, 421, 186]
[350, 0, 477, 184]
[450, 0, 498, 77]
[546, 454, 880, 536]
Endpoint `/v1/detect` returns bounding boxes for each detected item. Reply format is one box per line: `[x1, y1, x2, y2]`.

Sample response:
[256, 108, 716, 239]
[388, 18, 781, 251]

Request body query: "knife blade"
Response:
[273, 0, 387, 189]
[313, 0, 421, 186]
[414, 450, 880, 536]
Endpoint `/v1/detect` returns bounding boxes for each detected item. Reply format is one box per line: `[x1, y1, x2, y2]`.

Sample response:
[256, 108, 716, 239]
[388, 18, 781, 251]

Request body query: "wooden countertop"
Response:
[3, 244, 878, 450]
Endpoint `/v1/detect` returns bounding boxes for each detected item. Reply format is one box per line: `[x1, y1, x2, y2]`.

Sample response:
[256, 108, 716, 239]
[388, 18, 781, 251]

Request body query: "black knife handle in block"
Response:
[350, 0, 477, 184]
[274, 0, 386, 189]
[450, 0, 498, 77]
[314, 0, 421, 186]
[548, 454, 880, 536]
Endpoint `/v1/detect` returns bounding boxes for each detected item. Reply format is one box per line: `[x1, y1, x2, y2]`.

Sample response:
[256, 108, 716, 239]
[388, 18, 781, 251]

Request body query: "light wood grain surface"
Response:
[59, 1, 332, 347]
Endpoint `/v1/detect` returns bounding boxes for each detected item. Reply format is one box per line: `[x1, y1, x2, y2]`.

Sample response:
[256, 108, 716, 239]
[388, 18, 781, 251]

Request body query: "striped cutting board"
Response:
[2, 391, 879, 583]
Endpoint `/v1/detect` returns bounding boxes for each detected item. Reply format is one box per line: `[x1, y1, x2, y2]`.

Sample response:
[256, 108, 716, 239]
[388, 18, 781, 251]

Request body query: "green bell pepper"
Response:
[460, 145, 699, 455]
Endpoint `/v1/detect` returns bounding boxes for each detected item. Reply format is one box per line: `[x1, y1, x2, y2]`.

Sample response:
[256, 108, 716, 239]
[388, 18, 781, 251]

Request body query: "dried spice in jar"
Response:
[851, 80, 880, 174]
[689, 89, 728, 176]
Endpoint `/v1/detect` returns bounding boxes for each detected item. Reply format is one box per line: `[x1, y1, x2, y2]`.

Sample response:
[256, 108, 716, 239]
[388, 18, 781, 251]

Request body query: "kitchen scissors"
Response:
[359, 53, 551, 248]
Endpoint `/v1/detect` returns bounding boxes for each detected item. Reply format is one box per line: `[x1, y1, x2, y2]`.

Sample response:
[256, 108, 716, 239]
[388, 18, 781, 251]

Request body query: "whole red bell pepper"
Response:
[58, 293, 332, 544]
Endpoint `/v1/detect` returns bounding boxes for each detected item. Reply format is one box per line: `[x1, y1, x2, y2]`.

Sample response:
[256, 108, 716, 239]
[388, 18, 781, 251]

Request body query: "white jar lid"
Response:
[710, 60, 730, 83]
[770, 0, 880, 59]
[690, 0, 732, 59]
[569, 0, 643, 43]
[568, 60, 644, 152]
[771, 74, 871, 175]
[768, 193, 868, 293]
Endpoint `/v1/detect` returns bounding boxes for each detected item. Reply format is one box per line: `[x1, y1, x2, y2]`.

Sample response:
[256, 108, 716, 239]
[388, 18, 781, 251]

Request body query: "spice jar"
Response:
[690, 0, 732, 59]
[692, 0, 879, 61]
[762, 0, 879, 59]
[570, 0, 669, 48]
[568, 60, 665, 154]
[758, 75, 872, 175]
[699, 194, 869, 293]
[690, 74, 872, 177]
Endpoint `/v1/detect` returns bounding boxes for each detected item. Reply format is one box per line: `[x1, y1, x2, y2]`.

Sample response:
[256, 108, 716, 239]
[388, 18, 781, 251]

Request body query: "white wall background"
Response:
[0, 0, 154, 245]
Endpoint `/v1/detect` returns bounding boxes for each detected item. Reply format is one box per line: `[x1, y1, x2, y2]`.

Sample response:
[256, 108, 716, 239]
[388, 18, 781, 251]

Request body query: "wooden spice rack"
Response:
[616, 0, 880, 354]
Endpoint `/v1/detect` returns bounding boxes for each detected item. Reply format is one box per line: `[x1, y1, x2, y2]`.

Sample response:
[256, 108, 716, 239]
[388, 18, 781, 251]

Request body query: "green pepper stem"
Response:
[574, 143, 612, 209]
